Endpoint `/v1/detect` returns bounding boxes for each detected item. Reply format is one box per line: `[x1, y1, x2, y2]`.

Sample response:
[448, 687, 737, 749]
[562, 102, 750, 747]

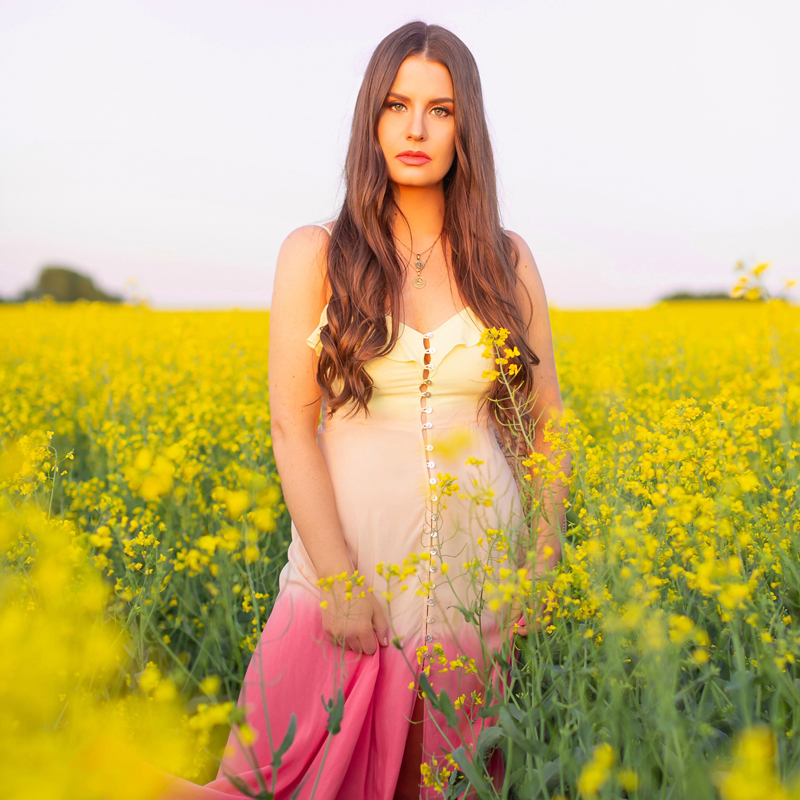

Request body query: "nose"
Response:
[407, 108, 426, 142]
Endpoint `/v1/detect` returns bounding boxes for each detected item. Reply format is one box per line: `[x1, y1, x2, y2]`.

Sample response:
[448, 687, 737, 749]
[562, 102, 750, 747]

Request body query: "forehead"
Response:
[389, 56, 453, 98]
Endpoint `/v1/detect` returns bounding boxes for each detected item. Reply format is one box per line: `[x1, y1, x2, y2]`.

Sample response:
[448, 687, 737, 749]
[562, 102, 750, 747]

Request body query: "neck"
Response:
[389, 181, 445, 252]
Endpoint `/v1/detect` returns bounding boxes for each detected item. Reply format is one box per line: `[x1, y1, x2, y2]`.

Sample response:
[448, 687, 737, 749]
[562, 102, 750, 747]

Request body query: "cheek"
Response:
[377, 115, 399, 150]
[440, 129, 457, 167]
[434, 121, 455, 152]
[446, 125, 456, 154]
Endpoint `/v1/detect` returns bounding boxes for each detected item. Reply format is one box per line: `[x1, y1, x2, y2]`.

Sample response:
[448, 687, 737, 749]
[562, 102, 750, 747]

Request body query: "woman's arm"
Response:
[504, 230, 572, 578]
[269, 225, 351, 578]
[268, 225, 388, 653]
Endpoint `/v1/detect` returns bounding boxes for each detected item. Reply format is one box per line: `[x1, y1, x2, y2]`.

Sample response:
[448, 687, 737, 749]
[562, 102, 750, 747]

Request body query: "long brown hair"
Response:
[317, 20, 540, 428]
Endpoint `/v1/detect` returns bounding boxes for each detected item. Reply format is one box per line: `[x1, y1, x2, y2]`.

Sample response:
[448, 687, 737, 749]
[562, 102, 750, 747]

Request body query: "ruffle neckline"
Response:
[305, 305, 484, 370]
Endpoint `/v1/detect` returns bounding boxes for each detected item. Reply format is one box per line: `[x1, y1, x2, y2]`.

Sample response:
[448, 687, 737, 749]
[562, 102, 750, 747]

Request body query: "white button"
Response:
[425, 379, 432, 386]
[424, 332, 435, 339]
[426, 461, 435, 468]
[430, 531, 438, 538]
[431, 513, 438, 520]
[429, 564, 437, 573]
[427, 364, 435, 371]
[429, 477, 437, 485]
[423, 407, 433, 414]
[425, 444, 433, 451]
[427, 598, 435, 606]
[429, 548, 437, 556]
[431, 495, 438, 502]
[426, 617, 435, 624]
[421, 391, 431, 398]
[424, 347, 436, 355]
[426, 634, 433, 642]
[422, 422, 432, 429]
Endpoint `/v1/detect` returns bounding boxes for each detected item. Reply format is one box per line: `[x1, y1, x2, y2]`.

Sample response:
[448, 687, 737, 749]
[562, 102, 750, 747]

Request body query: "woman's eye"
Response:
[386, 101, 450, 117]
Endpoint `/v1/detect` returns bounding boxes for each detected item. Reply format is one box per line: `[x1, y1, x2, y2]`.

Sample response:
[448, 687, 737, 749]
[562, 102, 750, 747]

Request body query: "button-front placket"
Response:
[419, 332, 441, 670]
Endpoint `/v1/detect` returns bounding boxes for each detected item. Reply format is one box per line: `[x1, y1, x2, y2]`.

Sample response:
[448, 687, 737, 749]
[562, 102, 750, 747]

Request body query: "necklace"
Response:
[393, 229, 443, 289]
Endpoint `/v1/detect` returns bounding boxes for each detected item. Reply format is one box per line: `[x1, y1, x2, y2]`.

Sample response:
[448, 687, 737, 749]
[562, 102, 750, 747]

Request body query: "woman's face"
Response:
[377, 55, 456, 190]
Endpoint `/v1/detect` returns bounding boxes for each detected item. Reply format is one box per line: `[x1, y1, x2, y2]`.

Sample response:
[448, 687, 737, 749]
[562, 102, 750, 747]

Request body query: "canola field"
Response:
[1, 283, 799, 799]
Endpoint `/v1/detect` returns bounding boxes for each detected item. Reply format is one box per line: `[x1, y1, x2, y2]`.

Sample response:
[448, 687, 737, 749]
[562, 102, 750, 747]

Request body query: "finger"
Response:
[324, 626, 342, 646]
[372, 607, 390, 648]
[361, 631, 377, 656]
[344, 636, 361, 654]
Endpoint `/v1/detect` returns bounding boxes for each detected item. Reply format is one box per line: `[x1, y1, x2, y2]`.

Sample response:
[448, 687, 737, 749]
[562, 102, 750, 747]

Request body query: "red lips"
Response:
[396, 151, 432, 165]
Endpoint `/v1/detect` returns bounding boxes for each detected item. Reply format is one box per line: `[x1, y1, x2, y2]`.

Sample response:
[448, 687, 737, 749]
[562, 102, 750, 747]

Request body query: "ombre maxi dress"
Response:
[162, 227, 524, 800]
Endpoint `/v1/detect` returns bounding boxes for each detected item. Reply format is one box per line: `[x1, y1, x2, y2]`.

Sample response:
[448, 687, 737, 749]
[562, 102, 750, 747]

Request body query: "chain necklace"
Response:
[393, 229, 443, 289]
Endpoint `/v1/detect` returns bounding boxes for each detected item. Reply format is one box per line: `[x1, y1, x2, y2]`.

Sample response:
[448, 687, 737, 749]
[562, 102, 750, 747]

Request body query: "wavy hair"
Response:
[317, 20, 540, 429]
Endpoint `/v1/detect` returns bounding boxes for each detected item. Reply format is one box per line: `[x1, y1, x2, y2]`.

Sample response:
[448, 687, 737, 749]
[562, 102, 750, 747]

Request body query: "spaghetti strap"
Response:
[315, 223, 333, 236]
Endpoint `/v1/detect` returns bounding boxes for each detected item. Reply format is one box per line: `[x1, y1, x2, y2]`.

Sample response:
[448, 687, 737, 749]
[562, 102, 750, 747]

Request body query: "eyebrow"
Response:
[387, 91, 454, 104]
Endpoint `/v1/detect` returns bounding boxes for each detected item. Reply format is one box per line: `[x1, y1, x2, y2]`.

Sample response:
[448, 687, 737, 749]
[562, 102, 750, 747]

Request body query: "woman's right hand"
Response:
[320, 579, 390, 655]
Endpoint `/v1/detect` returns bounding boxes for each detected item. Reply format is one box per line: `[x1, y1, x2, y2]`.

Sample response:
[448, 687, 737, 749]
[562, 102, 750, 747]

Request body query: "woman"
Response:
[165, 19, 568, 800]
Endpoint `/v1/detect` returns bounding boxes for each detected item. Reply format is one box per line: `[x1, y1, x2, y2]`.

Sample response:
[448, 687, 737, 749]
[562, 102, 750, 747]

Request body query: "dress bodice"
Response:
[305, 304, 494, 431]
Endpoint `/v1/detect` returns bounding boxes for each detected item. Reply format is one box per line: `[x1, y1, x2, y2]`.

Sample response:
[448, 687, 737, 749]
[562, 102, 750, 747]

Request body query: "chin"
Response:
[391, 172, 446, 188]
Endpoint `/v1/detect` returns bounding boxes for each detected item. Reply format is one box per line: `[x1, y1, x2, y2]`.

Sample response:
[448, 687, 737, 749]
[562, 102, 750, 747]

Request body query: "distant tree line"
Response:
[657, 290, 743, 302]
[0, 265, 123, 303]
[0, 264, 751, 305]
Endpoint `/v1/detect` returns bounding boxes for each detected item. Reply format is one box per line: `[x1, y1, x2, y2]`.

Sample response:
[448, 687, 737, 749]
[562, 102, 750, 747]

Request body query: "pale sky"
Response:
[1, 0, 798, 309]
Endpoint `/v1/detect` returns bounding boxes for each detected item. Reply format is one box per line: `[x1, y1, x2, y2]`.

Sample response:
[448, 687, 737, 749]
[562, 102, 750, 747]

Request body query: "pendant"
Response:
[413, 275, 426, 289]
[414, 259, 425, 270]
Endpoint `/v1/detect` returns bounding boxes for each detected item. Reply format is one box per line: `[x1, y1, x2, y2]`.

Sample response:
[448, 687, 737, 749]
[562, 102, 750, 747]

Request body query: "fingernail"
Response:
[382, 636, 389, 646]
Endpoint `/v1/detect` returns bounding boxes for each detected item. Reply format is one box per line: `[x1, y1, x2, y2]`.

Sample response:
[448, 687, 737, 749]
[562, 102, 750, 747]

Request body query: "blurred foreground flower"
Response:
[0, 465, 209, 799]
[714, 726, 800, 800]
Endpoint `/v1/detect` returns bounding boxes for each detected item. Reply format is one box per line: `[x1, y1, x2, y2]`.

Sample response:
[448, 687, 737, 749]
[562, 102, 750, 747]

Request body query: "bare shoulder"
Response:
[273, 224, 333, 306]
[503, 230, 562, 406]
[278, 224, 332, 275]
[503, 229, 549, 319]
[270, 224, 334, 349]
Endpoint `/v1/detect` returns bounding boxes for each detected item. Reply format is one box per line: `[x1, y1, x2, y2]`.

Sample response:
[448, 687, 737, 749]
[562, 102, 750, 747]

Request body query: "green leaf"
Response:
[516, 759, 561, 797]
[418, 673, 459, 728]
[476, 725, 507, 760]
[725, 669, 757, 695]
[451, 746, 492, 794]
[322, 688, 345, 735]
[498, 705, 540, 755]
[222, 772, 275, 799]
[418, 672, 437, 707]
[272, 713, 296, 768]
[452, 602, 477, 624]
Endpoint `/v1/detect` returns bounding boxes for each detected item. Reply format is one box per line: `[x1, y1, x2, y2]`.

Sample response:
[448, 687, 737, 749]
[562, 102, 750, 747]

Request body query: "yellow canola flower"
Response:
[124, 448, 176, 501]
[199, 675, 221, 697]
[715, 726, 792, 800]
[577, 742, 615, 796]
